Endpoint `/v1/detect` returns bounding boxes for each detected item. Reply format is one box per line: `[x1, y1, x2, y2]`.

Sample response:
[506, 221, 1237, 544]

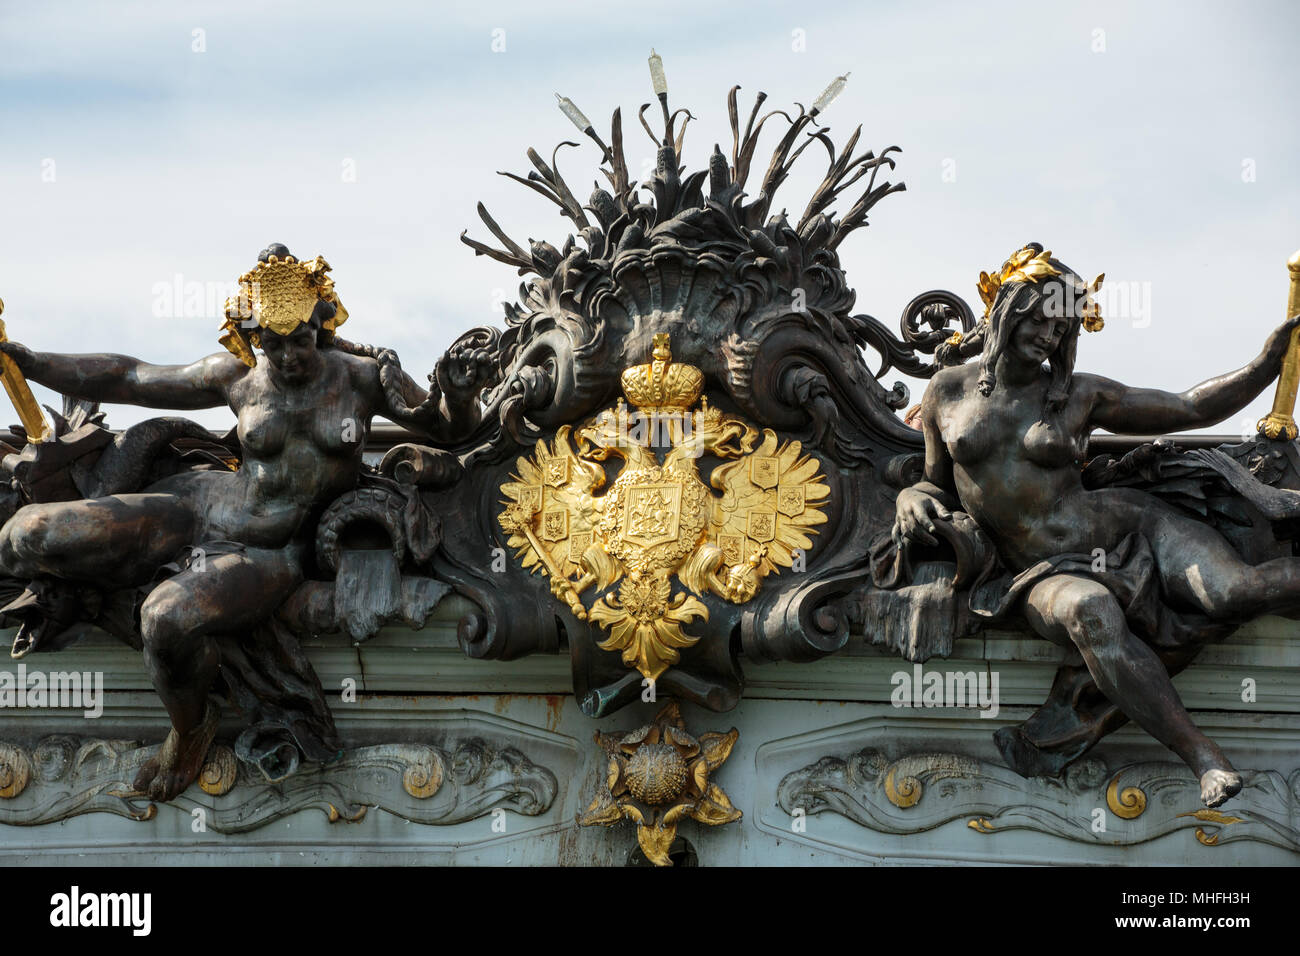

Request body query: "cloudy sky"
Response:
[1, 0, 1297, 435]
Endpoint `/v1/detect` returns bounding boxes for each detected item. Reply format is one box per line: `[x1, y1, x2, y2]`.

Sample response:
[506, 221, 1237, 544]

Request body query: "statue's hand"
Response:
[892, 486, 951, 549]
[0, 340, 36, 374]
[1262, 314, 1300, 371]
[435, 343, 496, 402]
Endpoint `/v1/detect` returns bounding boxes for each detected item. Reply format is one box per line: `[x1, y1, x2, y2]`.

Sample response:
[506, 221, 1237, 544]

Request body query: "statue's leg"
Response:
[133, 546, 303, 801]
[0, 493, 196, 587]
[1149, 509, 1300, 619]
[1023, 573, 1241, 807]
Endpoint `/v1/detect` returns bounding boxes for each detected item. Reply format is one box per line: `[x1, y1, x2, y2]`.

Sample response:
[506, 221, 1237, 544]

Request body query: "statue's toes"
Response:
[147, 773, 182, 803]
[1200, 769, 1243, 808]
[132, 759, 159, 795]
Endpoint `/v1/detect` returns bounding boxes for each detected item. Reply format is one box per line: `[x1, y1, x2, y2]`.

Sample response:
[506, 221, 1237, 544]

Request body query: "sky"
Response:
[1, 0, 1297, 435]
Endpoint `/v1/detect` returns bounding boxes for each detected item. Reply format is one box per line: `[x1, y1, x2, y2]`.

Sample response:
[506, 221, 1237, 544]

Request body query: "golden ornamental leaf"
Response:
[691, 756, 709, 794]
[687, 782, 743, 826]
[698, 728, 739, 771]
[654, 699, 683, 727]
[577, 788, 625, 827]
[663, 592, 709, 626]
[636, 818, 677, 867]
[663, 801, 694, 824]
[663, 725, 699, 757]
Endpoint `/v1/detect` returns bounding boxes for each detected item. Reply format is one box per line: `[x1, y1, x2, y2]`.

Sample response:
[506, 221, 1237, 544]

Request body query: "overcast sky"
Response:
[2, 0, 1297, 436]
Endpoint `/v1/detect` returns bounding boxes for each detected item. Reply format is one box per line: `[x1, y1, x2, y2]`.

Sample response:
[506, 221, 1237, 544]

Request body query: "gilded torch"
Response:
[1258, 251, 1300, 441]
[0, 299, 53, 444]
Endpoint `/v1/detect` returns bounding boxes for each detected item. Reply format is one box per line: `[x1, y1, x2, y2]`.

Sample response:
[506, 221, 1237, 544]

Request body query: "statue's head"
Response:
[219, 243, 349, 378]
[975, 243, 1103, 412]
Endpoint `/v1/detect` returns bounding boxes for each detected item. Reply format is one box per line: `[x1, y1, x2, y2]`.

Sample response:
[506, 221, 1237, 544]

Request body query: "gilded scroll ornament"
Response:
[197, 745, 238, 797]
[0, 735, 558, 832]
[0, 742, 31, 799]
[498, 333, 829, 682]
[577, 700, 740, 866]
[771, 745, 1300, 854]
[1105, 774, 1148, 820]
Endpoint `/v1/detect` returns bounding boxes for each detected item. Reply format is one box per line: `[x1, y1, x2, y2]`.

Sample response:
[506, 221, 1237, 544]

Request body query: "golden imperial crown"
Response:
[619, 333, 703, 409]
[219, 253, 349, 367]
[976, 244, 1105, 332]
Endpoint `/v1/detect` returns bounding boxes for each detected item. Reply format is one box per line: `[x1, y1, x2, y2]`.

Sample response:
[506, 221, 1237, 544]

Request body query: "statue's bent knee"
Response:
[1060, 586, 1123, 645]
[139, 591, 192, 655]
[5, 507, 58, 564]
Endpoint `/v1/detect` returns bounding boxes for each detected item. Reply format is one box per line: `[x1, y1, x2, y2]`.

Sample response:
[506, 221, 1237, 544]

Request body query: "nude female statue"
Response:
[893, 243, 1300, 808]
[0, 243, 487, 801]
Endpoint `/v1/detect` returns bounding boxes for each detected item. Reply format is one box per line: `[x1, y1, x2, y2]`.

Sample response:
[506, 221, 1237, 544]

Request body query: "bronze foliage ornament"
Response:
[577, 701, 740, 866]
[433, 62, 972, 719]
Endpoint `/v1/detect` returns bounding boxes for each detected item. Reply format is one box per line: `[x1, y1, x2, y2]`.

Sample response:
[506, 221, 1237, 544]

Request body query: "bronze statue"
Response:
[1, 61, 1295, 838]
[890, 242, 1300, 807]
[0, 243, 485, 800]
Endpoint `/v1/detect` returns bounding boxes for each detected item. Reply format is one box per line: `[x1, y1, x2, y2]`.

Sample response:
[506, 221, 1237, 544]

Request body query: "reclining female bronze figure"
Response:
[892, 243, 1300, 808]
[0, 243, 486, 800]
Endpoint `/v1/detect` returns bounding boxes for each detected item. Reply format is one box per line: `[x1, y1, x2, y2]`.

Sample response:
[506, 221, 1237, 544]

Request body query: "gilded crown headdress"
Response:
[976, 244, 1105, 332]
[619, 333, 703, 409]
[219, 253, 349, 367]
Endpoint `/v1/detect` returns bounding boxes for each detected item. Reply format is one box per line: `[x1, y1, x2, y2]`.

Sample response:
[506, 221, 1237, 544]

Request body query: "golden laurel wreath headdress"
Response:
[219, 253, 349, 367]
[976, 244, 1105, 332]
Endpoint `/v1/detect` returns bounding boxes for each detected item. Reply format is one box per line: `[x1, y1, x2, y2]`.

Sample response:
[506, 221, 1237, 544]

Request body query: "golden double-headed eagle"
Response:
[499, 334, 829, 682]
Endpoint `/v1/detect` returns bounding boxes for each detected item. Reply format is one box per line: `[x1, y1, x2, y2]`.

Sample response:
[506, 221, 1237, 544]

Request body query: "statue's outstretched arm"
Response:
[1085, 314, 1300, 434]
[0, 342, 241, 410]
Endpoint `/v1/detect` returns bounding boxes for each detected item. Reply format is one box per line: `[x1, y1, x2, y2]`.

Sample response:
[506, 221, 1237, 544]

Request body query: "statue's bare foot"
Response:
[1200, 768, 1243, 808]
[132, 704, 220, 802]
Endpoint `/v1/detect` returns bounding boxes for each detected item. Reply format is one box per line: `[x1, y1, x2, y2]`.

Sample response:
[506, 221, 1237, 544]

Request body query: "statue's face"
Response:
[259, 320, 320, 385]
[1010, 295, 1072, 365]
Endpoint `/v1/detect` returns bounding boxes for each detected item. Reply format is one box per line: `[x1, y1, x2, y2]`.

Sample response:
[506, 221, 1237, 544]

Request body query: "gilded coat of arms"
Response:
[498, 334, 829, 682]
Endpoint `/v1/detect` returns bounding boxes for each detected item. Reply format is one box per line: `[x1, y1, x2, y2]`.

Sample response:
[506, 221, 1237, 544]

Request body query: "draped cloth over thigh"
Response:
[147, 539, 341, 782]
[968, 532, 1235, 777]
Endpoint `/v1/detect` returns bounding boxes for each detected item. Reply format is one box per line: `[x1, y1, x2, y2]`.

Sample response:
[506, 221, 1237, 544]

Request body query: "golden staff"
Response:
[0, 299, 53, 444]
[1258, 250, 1300, 441]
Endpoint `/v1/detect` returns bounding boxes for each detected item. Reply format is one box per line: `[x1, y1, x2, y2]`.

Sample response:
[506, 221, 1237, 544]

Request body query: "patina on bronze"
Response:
[437, 71, 971, 720]
[0, 243, 488, 800]
[1, 54, 1297, 842]
[880, 242, 1300, 808]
